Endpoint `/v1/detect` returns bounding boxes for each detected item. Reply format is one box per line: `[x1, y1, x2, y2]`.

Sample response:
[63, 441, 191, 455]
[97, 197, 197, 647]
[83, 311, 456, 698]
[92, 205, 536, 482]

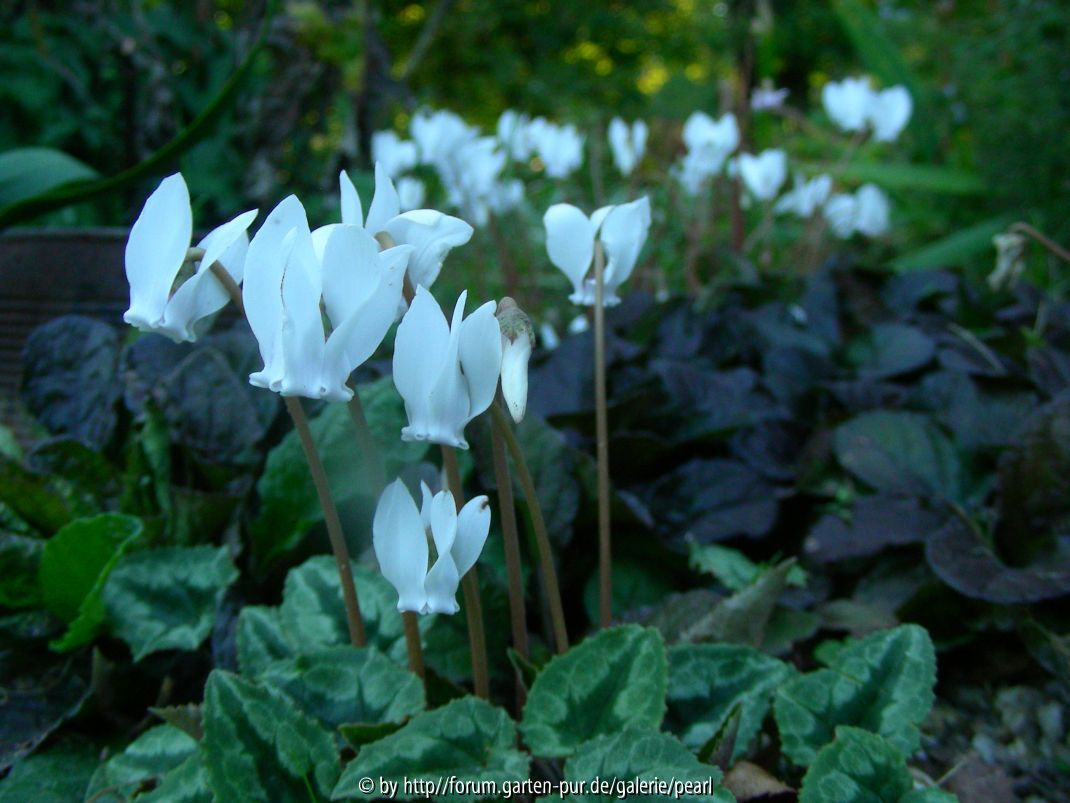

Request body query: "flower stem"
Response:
[488, 400, 530, 708]
[1010, 222, 1070, 265]
[440, 445, 490, 699]
[208, 262, 366, 647]
[489, 402, 569, 653]
[592, 241, 612, 629]
[284, 397, 367, 647]
[347, 387, 424, 678]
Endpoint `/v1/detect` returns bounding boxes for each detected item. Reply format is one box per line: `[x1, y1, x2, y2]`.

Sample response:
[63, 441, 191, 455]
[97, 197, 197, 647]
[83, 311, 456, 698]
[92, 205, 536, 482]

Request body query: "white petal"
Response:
[372, 479, 429, 613]
[160, 208, 257, 342]
[423, 292, 472, 447]
[869, 86, 912, 143]
[599, 196, 650, 297]
[452, 495, 491, 577]
[322, 242, 413, 398]
[543, 204, 594, 300]
[124, 173, 192, 332]
[320, 225, 382, 326]
[277, 228, 326, 398]
[244, 195, 309, 388]
[365, 162, 401, 235]
[383, 210, 474, 289]
[854, 184, 891, 237]
[340, 170, 363, 227]
[424, 493, 462, 614]
[458, 300, 502, 423]
[419, 480, 434, 531]
[394, 286, 450, 441]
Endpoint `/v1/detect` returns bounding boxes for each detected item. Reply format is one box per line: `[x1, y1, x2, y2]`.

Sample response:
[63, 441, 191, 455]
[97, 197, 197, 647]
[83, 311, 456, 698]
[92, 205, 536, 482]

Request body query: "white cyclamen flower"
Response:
[824, 193, 859, 239]
[393, 287, 502, 448]
[868, 86, 912, 143]
[751, 84, 789, 111]
[124, 173, 257, 342]
[531, 121, 585, 179]
[373, 479, 491, 614]
[822, 76, 875, 133]
[371, 130, 419, 179]
[738, 149, 788, 201]
[496, 109, 533, 161]
[543, 196, 651, 307]
[327, 164, 473, 290]
[607, 117, 648, 176]
[681, 111, 740, 175]
[411, 109, 478, 166]
[775, 174, 833, 218]
[243, 196, 410, 400]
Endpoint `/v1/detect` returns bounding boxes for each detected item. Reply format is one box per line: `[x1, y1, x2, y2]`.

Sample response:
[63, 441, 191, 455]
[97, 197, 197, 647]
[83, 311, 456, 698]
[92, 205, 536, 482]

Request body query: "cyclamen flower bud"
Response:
[496, 297, 534, 423]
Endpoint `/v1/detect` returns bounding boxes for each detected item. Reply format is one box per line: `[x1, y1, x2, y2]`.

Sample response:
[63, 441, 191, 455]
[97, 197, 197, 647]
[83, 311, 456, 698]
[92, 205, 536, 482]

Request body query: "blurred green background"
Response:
[1, 0, 1068, 286]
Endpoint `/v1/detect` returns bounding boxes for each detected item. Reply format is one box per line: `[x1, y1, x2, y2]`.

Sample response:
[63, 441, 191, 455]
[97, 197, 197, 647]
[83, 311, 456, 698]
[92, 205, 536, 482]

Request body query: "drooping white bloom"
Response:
[243, 196, 410, 400]
[396, 177, 426, 212]
[543, 196, 651, 307]
[989, 231, 1027, 290]
[854, 183, 891, 236]
[540, 322, 561, 350]
[124, 173, 257, 342]
[437, 136, 511, 226]
[393, 287, 502, 448]
[738, 149, 788, 201]
[371, 130, 419, 178]
[822, 76, 874, 133]
[607, 117, 648, 176]
[868, 86, 912, 143]
[775, 174, 833, 218]
[373, 479, 491, 614]
[529, 119, 585, 179]
[496, 298, 534, 423]
[751, 83, 789, 111]
[567, 314, 589, 334]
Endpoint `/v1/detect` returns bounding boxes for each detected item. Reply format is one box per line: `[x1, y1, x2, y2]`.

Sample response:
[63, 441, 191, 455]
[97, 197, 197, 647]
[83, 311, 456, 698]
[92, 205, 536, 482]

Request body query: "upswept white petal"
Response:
[452, 495, 491, 577]
[320, 225, 383, 326]
[824, 193, 858, 239]
[159, 208, 257, 341]
[854, 184, 890, 237]
[321, 242, 412, 398]
[822, 77, 873, 132]
[124, 173, 193, 331]
[245, 195, 309, 388]
[277, 228, 326, 397]
[382, 210, 473, 289]
[373, 480, 429, 613]
[599, 196, 651, 296]
[739, 149, 788, 201]
[394, 286, 451, 440]
[458, 300, 502, 424]
[869, 86, 912, 143]
[424, 292, 472, 447]
[339, 170, 363, 227]
[543, 204, 595, 298]
[365, 163, 401, 235]
[423, 491, 461, 614]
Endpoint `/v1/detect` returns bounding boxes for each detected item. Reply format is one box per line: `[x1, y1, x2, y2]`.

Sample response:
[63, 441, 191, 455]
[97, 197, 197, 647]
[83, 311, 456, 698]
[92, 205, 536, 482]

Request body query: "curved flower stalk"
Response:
[243, 195, 410, 400]
[608, 118, 648, 176]
[543, 196, 652, 306]
[393, 287, 502, 448]
[373, 479, 491, 614]
[738, 149, 788, 201]
[124, 173, 257, 342]
[327, 165, 473, 290]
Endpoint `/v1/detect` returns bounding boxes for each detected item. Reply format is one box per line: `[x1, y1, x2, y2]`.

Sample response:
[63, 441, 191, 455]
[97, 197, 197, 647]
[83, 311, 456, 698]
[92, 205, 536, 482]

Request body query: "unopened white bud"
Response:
[989, 231, 1027, 291]
[496, 297, 534, 423]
